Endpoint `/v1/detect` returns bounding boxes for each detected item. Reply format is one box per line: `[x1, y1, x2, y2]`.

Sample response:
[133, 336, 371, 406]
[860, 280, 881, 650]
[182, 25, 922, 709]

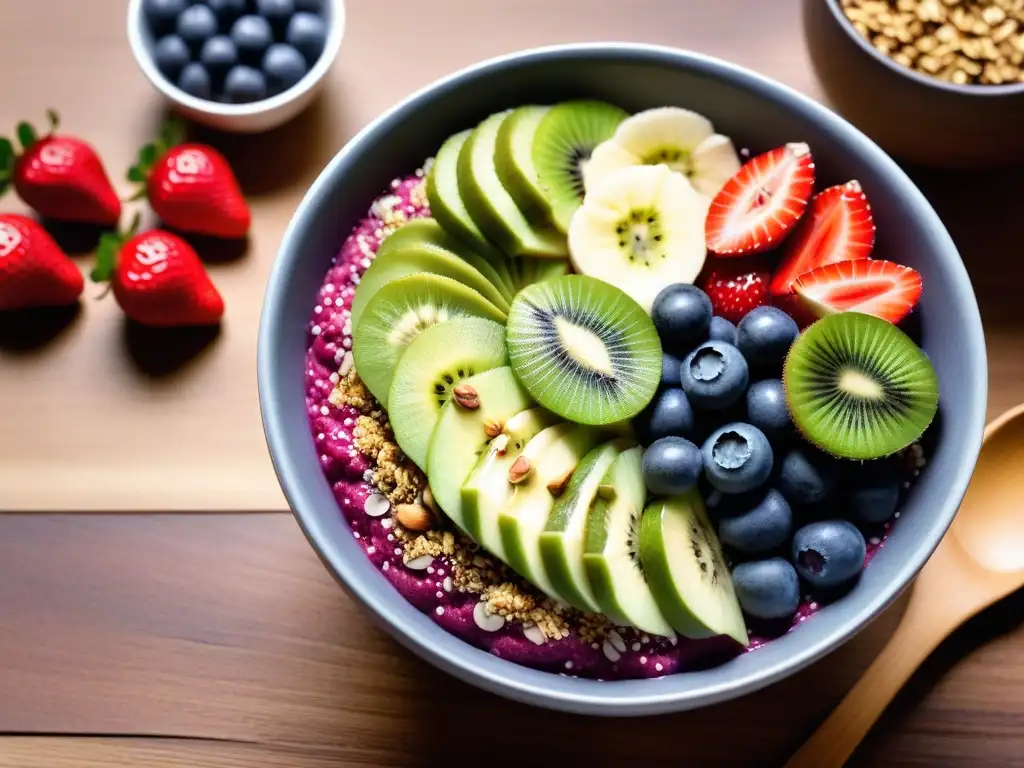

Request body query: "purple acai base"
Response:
[302, 172, 899, 680]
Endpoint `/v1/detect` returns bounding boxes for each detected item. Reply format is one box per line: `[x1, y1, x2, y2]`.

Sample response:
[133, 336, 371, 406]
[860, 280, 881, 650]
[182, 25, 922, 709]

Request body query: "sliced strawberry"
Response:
[705, 142, 815, 256]
[770, 180, 875, 296]
[793, 259, 922, 324]
[698, 254, 773, 323]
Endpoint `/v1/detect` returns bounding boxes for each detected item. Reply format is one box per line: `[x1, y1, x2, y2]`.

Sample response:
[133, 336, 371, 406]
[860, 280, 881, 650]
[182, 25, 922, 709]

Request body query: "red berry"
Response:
[0, 214, 83, 311]
[699, 255, 773, 324]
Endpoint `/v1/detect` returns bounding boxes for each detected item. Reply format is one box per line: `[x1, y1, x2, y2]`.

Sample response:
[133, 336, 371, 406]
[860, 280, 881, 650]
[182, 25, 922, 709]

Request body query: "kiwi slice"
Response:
[784, 312, 939, 460]
[350, 242, 510, 331]
[457, 110, 569, 259]
[380, 218, 516, 300]
[497, 100, 628, 234]
[352, 273, 507, 406]
[540, 438, 632, 612]
[506, 274, 662, 425]
[426, 366, 533, 533]
[582, 445, 674, 636]
[639, 491, 748, 645]
[388, 318, 508, 470]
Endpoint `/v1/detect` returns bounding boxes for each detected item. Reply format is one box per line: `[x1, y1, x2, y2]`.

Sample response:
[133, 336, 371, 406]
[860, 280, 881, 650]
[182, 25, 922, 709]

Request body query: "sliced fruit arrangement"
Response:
[569, 164, 708, 311]
[505, 275, 662, 426]
[584, 107, 742, 199]
[792, 259, 923, 325]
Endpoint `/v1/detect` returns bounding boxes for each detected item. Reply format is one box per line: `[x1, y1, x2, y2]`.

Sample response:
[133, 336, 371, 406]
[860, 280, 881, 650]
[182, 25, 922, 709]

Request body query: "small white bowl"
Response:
[128, 0, 345, 134]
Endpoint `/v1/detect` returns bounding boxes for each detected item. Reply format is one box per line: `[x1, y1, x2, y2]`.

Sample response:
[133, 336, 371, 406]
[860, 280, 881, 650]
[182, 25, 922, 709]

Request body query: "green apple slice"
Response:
[457, 110, 568, 259]
[539, 438, 633, 612]
[426, 133, 520, 292]
[425, 367, 532, 533]
[583, 446, 674, 636]
[351, 242, 510, 331]
[352, 273, 506, 407]
[498, 423, 603, 602]
[639, 490, 748, 645]
[460, 407, 560, 558]
[388, 318, 508, 470]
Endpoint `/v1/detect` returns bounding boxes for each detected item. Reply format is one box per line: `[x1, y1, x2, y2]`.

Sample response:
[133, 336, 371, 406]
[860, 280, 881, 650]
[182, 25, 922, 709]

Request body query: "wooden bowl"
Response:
[803, 0, 1024, 168]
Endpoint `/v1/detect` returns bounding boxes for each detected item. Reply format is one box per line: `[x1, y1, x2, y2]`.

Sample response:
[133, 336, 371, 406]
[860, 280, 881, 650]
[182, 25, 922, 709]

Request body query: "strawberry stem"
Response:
[90, 214, 138, 285]
[16, 122, 36, 152]
[46, 109, 60, 134]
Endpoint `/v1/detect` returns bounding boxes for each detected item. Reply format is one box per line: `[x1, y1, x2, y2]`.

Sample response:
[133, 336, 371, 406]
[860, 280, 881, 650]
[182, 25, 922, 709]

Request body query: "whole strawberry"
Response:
[91, 214, 224, 327]
[128, 119, 250, 240]
[699, 255, 773, 324]
[0, 110, 121, 227]
[0, 214, 84, 310]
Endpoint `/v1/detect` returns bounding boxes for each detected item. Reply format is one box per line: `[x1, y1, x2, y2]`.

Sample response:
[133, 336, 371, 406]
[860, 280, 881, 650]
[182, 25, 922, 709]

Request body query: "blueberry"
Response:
[718, 488, 793, 554]
[845, 460, 901, 524]
[661, 351, 682, 387]
[651, 284, 712, 352]
[153, 34, 191, 80]
[143, 0, 188, 35]
[200, 36, 238, 80]
[231, 15, 274, 62]
[207, 0, 248, 21]
[702, 423, 773, 494]
[177, 61, 212, 98]
[732, 558, 801, 620]
[257, 0, 295, 28]
[680, 341, 749, 410]
[176, 3, 218, 50]
[746, 379, 792, 443]
[223, 64, 268, 102]
[791, 520, 866, 589]
[736, 306, 799, 365]
[778, 445, 840, 506]
[642, 437, 703, 496]
[294, 0, 323, 10]
[709, 315, 737, 345]
[286, 11, 328, 63]
[262, 43, 307, 93]
[641, 388, 695, 443]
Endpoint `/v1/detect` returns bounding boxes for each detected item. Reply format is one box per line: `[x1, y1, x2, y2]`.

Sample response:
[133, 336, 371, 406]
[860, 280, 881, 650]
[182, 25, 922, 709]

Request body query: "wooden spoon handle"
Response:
[784, 598, 951, 768]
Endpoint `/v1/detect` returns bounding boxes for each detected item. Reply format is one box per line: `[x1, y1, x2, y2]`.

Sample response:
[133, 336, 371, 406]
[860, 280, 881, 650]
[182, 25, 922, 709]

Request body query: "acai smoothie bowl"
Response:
[259, 44, 986, 715]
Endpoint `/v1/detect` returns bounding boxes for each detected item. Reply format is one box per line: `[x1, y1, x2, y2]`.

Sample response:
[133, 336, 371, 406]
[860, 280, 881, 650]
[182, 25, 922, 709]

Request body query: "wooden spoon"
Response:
[786, 403, 1024, 768]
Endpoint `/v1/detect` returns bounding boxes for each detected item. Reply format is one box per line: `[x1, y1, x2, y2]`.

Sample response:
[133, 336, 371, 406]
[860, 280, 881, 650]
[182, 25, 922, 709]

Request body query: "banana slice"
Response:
[568, 164, 708, 312]
[582, 107, 741, 201]
[690, 134, 743, 199]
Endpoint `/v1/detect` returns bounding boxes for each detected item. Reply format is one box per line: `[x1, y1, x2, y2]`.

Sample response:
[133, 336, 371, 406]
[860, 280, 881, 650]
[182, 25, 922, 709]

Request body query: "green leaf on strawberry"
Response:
[16, 122, 36, 152]
[90, 211, 141, 284]
[0, 137, 12, 198]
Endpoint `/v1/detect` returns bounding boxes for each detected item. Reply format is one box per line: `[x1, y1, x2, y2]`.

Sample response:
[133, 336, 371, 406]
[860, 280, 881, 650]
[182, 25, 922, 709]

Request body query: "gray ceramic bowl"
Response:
[258, 43, 987, 716]
[804, 0, 1024, 168]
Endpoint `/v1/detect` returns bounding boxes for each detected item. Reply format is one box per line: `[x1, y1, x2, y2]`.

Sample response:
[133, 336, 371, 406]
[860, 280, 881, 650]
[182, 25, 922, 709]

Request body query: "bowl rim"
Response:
[820, 0, 1024, 96]
[258, 42, 988, 715]
[127, 0, 347, 116]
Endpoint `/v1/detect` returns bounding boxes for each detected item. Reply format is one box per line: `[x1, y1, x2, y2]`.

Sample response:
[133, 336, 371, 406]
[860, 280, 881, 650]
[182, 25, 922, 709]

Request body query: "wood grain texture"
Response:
[1, 515, 1024, 767]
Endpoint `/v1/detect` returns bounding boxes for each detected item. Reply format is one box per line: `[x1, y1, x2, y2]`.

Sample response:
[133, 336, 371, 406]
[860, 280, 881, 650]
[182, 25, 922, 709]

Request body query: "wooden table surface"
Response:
[2, 0, 1023, 766]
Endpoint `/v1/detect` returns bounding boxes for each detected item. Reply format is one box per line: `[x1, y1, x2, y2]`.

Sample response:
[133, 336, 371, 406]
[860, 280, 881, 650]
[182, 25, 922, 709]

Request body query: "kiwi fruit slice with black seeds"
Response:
[784, 312, 939, 460]
[388, 318, 508, 469]
[506, 274, 662, 425]
[352, 273, 507, 407]
[498, 100, 628, 234]
[639, 490, 748, 644]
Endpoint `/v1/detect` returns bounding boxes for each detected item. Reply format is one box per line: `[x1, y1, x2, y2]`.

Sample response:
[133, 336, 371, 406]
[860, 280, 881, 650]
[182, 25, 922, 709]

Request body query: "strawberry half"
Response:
[770, 180, 875, 296]
[91, 214, 224, 328]
[128, 118, 250, 240]
[698, 254, 773, 323]
[705, 142, 815, 256]
[0, 110, 121, 227]
[793, 259, 923, 325]
[0, 214, 83, 311]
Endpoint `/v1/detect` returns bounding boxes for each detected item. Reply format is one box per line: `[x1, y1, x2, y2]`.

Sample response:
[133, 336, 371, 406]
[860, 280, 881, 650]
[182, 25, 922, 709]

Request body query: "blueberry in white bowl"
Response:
[736, 306, 798, 366]
[717, 487, 793, 554]
[178, 61, 213, 99]
[231, 14, 274, 63]
[702, 422, 774, 494]
[792, 520, 867, 589]
[257, 0, 296, 30]
[777, 443, 840, 506]
[643, 436, 703, 495]
[200, 35, 239, 80]
[732, 558, 801, 620]
[207, 0, 247, 21]
[652, 283, 713, 352]
[177, 3, 219, 51]
[286, 11, 328, 63]
[144, 0, 188, 34]
[153, 34, 191, 80]
[224, 65, 268, 103]
[263, 43, 307, 94]
[680, 340, 749, 410]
